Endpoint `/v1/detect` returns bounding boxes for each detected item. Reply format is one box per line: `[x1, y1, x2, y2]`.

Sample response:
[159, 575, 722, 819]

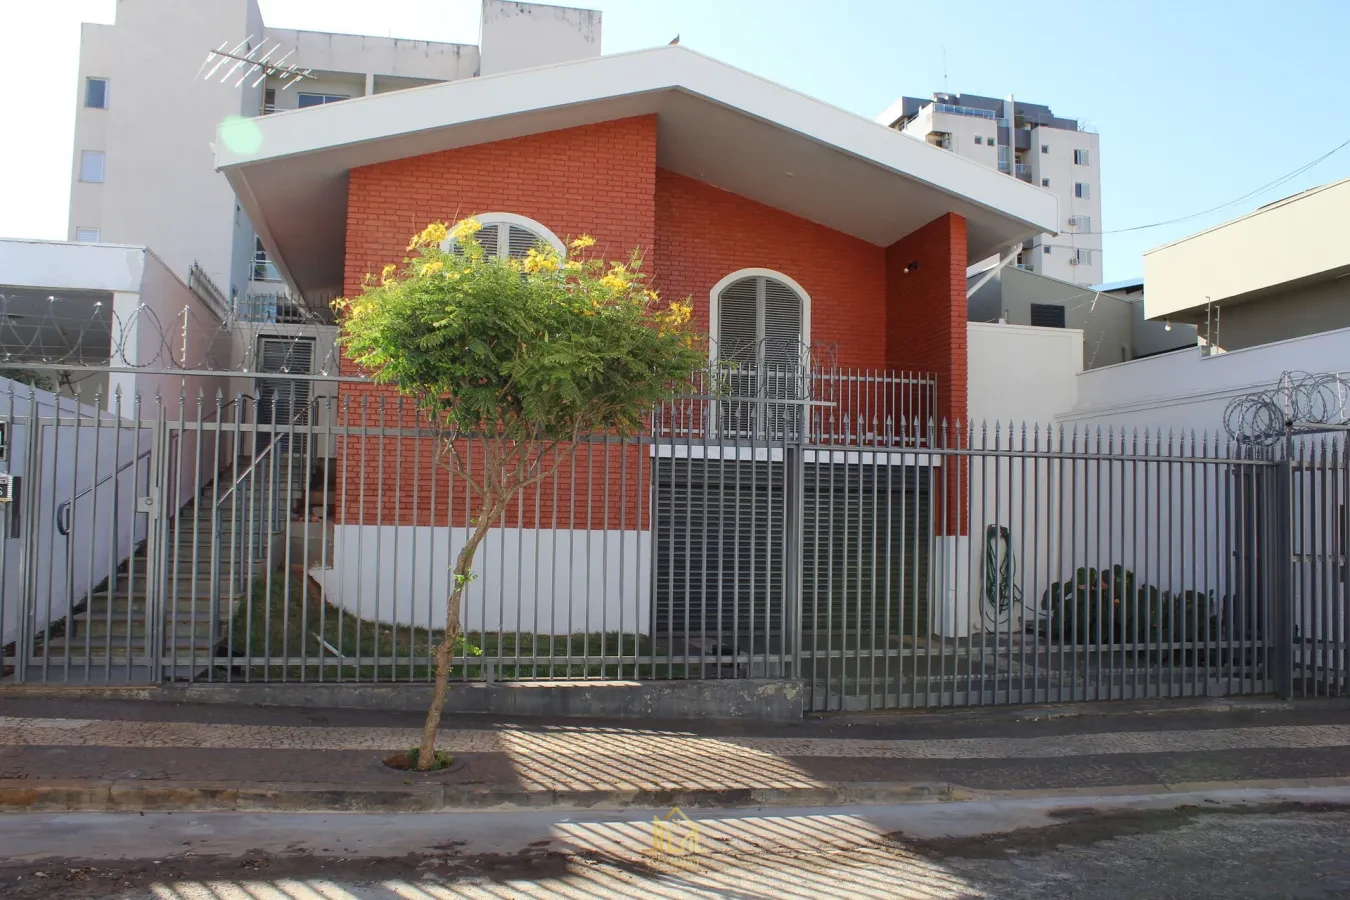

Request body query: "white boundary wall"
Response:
[311, 526, 652, 635]
[1063, 326, 1350, 434]
[949, 322, 1084, 637]
[967, 321, 1350, 645]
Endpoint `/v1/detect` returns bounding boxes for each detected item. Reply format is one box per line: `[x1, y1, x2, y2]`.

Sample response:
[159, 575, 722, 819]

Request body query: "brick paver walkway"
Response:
[3, 707, 1350, 795]
[4, 715, 1350, 759]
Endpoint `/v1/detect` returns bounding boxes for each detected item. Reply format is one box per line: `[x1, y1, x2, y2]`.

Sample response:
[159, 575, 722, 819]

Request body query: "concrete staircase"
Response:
[29, 454, 311, 682]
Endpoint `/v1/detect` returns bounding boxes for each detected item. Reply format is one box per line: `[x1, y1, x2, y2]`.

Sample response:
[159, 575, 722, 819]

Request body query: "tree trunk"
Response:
[417, 500, 499, 770]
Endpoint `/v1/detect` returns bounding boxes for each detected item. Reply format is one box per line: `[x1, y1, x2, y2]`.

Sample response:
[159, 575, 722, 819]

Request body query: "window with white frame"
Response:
[79, 150, 105, 183]
[1070, 215, 1092, 233]
[74, 227, 100, 242]
[1074, 148, 1091, 166]
[713, 272, 807, 369]
[85, 77, 108, 109]
[1073, 248, 1093, 265]
[1075, 182, 1091, 199]
[439, 213, 565, 260]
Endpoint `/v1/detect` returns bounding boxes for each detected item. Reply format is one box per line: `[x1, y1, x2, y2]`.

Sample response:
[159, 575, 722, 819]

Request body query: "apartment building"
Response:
[67, 0, 602, 311]
[877, 93, 1102, 285]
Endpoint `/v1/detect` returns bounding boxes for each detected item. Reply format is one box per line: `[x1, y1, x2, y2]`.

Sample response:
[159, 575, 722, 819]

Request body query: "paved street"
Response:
[2, 789, 1349, 898]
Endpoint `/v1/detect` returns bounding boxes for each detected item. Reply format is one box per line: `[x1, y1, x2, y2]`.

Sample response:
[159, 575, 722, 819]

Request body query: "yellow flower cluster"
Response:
[522, 247, 560, 274]
[569, 234, 596, 250]
[655, 300, 694, 335]
[598, 262, 630, 292]
[449, 217, 483, 242]
[408, 221, 450, 250]
[663, 301, 693, 325]
[381, 263, 398, 284]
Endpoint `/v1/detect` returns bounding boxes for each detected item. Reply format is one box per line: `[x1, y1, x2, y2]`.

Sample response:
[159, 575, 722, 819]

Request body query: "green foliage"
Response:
[337, 220, 704, 445]
[399, 747, 455, 771]
[0, 368, 56, 393]
[1039, 564, 1219, 646]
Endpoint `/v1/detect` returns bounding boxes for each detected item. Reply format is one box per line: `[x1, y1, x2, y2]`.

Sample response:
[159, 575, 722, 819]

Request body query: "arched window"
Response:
[439, 212, 565, 259]
[710, 269, 811, 369]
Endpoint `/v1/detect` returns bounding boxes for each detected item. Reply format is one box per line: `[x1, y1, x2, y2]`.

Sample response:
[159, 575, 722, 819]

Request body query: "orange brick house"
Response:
[217, 46, 1055, 658]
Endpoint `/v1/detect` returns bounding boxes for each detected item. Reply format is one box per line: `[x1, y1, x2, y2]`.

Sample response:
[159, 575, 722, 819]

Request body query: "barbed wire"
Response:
[1223, 370, 1350, 446]
[0, 292, 342, 375]
[0, 293, 845, 385]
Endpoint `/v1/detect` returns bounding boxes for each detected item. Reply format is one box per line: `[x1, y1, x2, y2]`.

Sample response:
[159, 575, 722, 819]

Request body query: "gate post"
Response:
[143, 403, 168, 684]
[13, 391, 43, 683]
[1271, 451, 1295, 700]
[785, 398, 806, 681]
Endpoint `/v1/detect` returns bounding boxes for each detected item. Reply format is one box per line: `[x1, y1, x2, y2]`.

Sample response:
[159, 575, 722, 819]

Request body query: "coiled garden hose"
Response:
[984, 524, 1021, 623]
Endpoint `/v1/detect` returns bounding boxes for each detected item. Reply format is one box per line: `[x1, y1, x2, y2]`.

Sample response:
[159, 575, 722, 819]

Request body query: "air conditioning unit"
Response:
[1067, 217, 1079, 227]
[1069, 257, 1080, 265]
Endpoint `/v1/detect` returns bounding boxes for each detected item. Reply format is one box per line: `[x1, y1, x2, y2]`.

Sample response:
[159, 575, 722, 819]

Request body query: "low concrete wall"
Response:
[156, 679, 805, 723]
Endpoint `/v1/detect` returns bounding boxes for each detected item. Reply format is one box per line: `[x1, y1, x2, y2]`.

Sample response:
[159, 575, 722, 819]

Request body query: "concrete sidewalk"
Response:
[2, 695, 1349, 812]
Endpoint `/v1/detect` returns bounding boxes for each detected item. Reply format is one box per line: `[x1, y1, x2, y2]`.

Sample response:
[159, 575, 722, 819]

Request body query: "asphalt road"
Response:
[4, 788, 1350, 899]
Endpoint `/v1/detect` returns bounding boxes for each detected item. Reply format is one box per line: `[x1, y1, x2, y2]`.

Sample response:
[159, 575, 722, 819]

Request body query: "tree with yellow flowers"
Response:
[338, 218, 704, 769]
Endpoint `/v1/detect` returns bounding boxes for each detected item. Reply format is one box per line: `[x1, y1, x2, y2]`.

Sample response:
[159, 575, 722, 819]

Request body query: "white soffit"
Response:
[218, 46, 1057, 301]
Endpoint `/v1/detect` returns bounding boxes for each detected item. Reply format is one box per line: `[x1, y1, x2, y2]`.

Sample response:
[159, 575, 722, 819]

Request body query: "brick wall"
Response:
[884, 212, 969, 534]
[335, 120, 969, 529]
[333, 432, 647, 530]
[338, 116, 658, 528]
[654, 170, 887, 370]
[342, 115, 658, 303]
[883, 212, 968, 429]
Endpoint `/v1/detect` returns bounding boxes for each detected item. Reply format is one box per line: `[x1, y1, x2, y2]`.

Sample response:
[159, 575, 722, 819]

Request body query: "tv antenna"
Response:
[199, 36, 315, 89]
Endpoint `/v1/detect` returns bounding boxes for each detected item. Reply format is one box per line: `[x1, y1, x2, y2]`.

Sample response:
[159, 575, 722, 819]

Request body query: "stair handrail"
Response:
[212, 395, 332, 510]
[206, 394, 332, 652]
[54, 396, 254, 536]
[55, 449, 152, 536]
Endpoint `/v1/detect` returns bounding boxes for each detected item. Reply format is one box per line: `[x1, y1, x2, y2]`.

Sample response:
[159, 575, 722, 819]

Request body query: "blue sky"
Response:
[3, 0, 1348, 281]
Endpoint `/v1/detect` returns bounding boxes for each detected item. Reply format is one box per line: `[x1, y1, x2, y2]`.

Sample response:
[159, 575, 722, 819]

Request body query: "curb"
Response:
[0, 681, 808, 724]
[0, 779, 959, 813]
[816, 696, 1350, 727]
[5, 776, 1349, 814]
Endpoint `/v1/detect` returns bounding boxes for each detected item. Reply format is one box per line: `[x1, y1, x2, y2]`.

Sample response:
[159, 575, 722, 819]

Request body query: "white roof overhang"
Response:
[217, 45, 1058, 302]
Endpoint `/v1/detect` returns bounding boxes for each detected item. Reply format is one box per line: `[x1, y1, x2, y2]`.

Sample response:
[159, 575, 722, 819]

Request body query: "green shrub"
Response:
[1038, 564, 1219, 647]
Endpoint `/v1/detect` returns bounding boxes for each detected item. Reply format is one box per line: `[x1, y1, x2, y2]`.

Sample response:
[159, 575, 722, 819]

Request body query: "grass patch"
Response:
[223, 571, 674, 681]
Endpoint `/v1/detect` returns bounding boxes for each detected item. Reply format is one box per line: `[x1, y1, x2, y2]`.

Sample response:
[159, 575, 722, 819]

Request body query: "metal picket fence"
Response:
[1, 369, 1346, 713]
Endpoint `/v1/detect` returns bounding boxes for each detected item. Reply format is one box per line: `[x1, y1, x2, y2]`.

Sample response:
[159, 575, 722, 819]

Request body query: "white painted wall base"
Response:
[931, 532, 1043, 639]
[930, 535, 971, 638]
[309, 525, 652, 634]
